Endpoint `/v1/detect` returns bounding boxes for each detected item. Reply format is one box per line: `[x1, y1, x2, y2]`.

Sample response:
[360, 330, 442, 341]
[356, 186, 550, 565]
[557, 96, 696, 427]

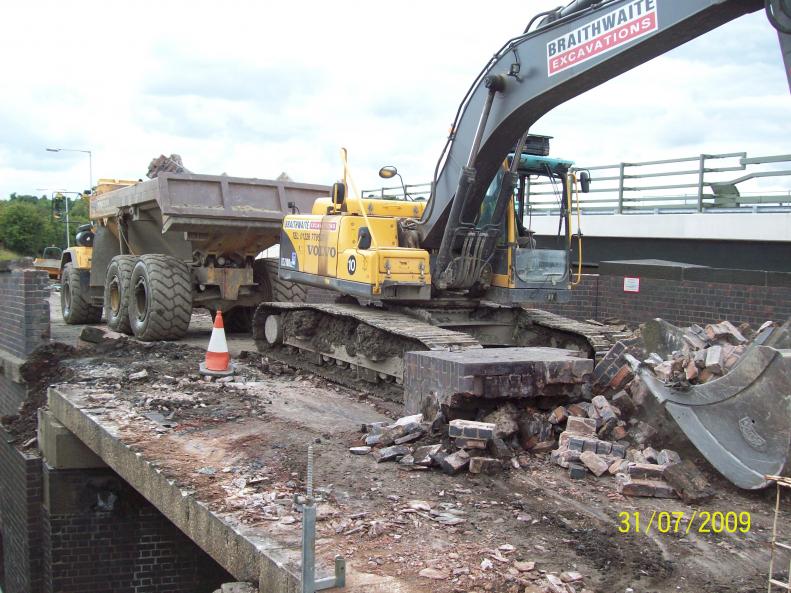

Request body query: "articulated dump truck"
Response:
[60, 173, 329, 340]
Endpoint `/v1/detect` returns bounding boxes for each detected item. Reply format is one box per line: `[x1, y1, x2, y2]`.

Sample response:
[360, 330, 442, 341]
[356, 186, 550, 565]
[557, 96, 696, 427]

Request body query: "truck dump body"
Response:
[91, 173, 330, 256]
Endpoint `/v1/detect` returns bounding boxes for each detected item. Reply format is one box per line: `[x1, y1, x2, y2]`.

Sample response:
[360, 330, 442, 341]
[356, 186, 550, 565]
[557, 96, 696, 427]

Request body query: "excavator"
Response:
[254, 0, 791, 485]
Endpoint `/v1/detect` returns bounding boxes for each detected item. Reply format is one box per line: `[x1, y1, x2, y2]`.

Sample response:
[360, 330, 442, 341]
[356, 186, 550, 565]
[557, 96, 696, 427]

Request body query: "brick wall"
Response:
[42, 466, 231, 593]
[0, 268, 50, 358]
[598, 274, 791, 327]
[538, 261, 791, 327]
[540, 274, 600, 321]
[0, 430, 44, 593]
[0, 375, 27, 418]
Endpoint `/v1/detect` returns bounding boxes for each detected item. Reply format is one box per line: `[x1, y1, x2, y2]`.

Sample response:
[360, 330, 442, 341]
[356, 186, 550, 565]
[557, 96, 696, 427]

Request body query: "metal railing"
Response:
[362, 182, 432, 201]
[361, 151, 791, 216]
[528, 151, 791, 215]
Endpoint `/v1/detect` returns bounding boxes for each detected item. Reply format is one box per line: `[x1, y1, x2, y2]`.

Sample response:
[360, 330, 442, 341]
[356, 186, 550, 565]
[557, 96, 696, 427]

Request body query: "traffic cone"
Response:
[199, 310, 234, 376]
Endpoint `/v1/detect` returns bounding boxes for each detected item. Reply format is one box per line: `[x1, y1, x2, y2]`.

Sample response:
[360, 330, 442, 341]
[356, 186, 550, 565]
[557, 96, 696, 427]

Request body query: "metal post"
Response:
[299, 445, 345, 593]
[697, 154, 706, 212]
[65, 196, 71, 248]
[617, 162, 625, 214]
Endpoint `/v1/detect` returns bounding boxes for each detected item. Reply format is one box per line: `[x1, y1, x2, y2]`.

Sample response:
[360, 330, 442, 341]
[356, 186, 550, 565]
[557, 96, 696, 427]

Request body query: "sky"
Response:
[1, 0, 789, 201]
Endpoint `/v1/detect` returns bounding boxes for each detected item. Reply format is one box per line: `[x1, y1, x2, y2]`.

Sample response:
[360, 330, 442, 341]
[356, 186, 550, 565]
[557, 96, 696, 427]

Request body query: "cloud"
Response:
[0, 0, 787, 202]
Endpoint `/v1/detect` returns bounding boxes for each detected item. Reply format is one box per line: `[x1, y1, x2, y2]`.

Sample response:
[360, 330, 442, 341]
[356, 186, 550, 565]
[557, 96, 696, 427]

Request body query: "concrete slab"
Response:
[46, 385, 412, 593]
[37, 408, 106, 469]
[403, 347, 593, 417]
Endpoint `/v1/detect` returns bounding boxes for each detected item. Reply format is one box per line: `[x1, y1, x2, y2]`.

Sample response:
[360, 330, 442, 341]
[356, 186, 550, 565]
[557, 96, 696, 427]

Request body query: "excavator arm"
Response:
[419, 0, 790, 285]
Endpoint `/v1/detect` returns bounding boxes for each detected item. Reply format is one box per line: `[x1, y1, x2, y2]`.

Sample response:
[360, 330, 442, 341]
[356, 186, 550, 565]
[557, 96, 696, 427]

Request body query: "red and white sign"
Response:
[547, 0, 658, 77]
[623, 277, 640, 293]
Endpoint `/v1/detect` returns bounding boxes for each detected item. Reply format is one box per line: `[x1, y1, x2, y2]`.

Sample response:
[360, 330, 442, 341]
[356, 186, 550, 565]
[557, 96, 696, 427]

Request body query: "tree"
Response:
[0, 202, 53, 255]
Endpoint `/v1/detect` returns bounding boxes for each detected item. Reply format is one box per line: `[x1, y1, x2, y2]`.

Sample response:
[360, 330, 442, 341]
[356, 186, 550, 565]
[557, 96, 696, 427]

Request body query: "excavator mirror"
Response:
[579, 171, 591, 193]
[378, 166, 398, 179]
[332, 181, 346, 207]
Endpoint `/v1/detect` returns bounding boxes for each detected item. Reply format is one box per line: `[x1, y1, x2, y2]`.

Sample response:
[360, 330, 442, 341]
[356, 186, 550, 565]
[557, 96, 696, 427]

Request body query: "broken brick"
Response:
[531, 440, 557, 453]
[705, 320, 747, 345]
[595, 440, 613, 455]
[413, 444, 442, 466]
[616, 475, 676, 498]
[628, 463, 665, 479]
[642, 447, 659, 463]
[565, 416, 596, 437]
[611, 391, 635, 418]
[658, 449, 681, 466]
[705, 345, 725, 374]
[468, 457, 502, 475]
[482, 403, 520, 439]
[568, 463, 587, 479]
[610, 443, 627, 458]
[608, 459, 629, 475]
[663, 460, 715, 503]
[373, 445, 412, 463]
[566, 403, 587, 418]
[454, 437, 487, 450]
[610, 424, 628, 441]
[448, 419, 495, 441]
[579, 451, 609, 477]
[685, 359, 699, 381]
[517, 411, 553, 449]
[487, 437, 512, 460]
[433, 449, 470, 475]
[548, 406, 568, 425]
[629, 421, 657, 445]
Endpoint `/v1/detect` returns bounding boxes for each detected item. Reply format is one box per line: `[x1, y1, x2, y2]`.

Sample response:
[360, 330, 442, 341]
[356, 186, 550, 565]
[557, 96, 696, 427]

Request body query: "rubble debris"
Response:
[449, 419, 495, 441]
[663, 460, 715, 503]
[373, 445, 411, 463]
[435, 449, 470, 475]
[616, 475, 677, 498]
[468, 457, 502, 475]
[579, 451, 609, 477]
[482, 403, 520, 438]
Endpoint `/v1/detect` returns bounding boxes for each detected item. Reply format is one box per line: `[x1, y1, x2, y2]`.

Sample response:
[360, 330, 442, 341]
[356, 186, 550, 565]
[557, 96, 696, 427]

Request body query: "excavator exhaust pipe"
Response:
[627, 344, 791, 490]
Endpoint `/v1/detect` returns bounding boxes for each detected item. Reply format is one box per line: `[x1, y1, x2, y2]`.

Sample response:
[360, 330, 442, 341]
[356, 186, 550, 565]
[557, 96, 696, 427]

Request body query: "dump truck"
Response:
[60, 174, 329, 340]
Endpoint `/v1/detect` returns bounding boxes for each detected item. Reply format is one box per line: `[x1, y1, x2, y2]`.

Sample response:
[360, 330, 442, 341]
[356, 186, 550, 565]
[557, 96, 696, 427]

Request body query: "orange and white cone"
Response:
[199, 310, 234, 376]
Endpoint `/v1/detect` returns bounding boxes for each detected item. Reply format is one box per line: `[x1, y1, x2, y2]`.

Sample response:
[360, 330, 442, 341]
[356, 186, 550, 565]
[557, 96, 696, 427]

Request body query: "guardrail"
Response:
[529, 152, 791, 215]
[362, 152, 791, 216]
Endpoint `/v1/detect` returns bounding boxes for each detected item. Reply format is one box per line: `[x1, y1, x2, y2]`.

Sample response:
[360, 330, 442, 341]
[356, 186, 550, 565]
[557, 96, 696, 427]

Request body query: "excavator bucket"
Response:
[629, 343, 791, 490]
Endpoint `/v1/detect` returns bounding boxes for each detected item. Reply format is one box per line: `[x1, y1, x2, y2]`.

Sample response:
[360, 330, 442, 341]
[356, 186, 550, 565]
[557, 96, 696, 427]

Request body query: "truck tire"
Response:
[262, 258, 307, 302]
[61, 262, 103, 324]
[128, 254, 192, 341]
[104, 255, 137, 334]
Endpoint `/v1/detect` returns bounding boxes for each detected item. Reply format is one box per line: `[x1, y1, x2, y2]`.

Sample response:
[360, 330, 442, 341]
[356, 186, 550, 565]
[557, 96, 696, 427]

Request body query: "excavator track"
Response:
[519, 308, 634, 362]
[253, 302, 629, 386]
[253, 302, 482, 384]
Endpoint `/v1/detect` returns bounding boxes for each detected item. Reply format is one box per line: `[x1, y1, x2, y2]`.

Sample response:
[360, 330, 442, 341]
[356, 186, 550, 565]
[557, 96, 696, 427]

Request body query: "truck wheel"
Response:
[262, 258, 307, 302]
[128, 254, 192, 341]
[61, 262, 102, 324]
[104, 255, 137, 334]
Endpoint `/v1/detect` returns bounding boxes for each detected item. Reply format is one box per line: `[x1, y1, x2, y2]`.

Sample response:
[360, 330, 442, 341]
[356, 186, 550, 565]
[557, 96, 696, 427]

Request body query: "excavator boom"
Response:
[419, 0, 788, 258]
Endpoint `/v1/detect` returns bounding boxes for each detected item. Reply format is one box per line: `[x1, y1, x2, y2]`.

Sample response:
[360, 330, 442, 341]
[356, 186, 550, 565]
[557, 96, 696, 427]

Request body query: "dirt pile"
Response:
[1, 342, 77, 447]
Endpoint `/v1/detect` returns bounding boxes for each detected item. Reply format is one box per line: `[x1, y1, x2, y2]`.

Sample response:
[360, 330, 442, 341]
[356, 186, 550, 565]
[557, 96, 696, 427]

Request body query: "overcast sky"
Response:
[1, 0, 789, 200]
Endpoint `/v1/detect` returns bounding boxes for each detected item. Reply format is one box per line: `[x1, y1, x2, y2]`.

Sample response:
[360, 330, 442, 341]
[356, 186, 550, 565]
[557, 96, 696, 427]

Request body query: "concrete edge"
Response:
[47, 386, 302, 592]
[0, 348, 27, 383]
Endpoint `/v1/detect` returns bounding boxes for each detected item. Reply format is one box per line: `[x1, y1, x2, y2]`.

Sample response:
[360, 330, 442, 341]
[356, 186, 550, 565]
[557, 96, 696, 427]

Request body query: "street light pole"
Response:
[45, 147, 93, 195]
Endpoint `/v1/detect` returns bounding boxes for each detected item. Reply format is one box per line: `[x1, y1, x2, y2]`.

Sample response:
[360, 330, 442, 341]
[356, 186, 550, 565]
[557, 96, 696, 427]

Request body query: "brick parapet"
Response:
[0, 428, 44, 593]
[0, 268, 50, 358]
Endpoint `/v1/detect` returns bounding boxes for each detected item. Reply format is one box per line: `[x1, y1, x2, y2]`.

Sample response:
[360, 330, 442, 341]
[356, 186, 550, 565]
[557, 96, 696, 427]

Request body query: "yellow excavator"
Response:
[255, 0, 791, 384]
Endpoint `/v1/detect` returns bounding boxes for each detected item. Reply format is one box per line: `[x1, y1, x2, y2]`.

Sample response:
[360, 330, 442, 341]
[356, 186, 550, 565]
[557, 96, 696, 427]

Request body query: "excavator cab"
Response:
[479, 153, 578, 305]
